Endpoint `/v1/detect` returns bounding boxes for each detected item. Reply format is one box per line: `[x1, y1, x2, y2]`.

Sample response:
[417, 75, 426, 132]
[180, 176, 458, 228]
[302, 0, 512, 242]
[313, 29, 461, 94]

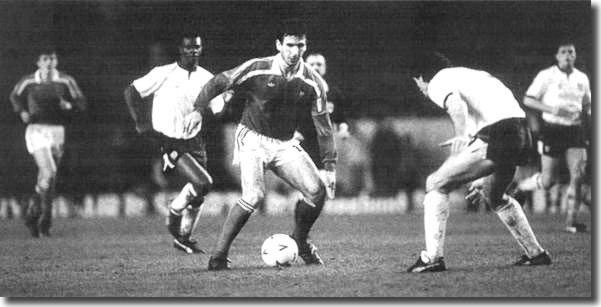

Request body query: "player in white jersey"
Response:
[408, 53, 550, 272]
[124, 33, 225, 254]
[517, 42, 591, 233]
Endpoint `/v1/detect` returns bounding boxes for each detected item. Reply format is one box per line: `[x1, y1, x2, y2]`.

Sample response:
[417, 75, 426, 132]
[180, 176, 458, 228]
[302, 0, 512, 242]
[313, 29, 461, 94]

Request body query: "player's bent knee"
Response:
[425, 174, 449, 193]
[241, 192, 265, 209]
[36, 171, 56, 193]
[540, 174, 555, 190]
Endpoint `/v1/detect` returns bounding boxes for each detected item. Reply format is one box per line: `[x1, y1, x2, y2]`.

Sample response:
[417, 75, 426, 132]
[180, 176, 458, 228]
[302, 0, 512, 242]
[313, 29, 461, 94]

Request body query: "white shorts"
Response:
[25, 124, 65, 155]
[233, 124, 305, 167]
[233, 124, 322, 207]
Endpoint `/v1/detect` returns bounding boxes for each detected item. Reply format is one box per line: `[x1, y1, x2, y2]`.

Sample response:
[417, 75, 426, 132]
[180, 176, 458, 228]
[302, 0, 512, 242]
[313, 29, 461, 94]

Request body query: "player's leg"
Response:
[167, 152, 212, 253]
[563, 147, 587, 233]
[30, 147, 58, 237]
[272, 145, 327, 264]
[407, 139, 494, 272]
[209, 146, 265, 270]
[481, 165, 549, 265]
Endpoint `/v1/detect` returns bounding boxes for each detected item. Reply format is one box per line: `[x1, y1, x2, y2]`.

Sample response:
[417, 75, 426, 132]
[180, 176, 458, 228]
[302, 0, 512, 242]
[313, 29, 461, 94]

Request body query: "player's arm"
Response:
[9, 77, 30, 123]
[440, 92, 471, 154]
[62, 75, 87, 112]
[123, 84, 152, 134]
[523, 70, 572, 118]
[445, 92, 468, 137]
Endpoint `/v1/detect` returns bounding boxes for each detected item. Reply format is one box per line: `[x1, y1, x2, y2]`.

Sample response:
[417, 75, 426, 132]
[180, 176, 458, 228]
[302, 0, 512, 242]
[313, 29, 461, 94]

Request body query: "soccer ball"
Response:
[261, 234, 299, 267]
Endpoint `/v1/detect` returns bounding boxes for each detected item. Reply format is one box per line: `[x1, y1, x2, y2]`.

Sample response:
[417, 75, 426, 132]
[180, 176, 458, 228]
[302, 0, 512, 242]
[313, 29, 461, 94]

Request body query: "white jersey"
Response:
[525, 65, 590, 126]
[132, 62, 223, 139]
[428, 67, 525, 137]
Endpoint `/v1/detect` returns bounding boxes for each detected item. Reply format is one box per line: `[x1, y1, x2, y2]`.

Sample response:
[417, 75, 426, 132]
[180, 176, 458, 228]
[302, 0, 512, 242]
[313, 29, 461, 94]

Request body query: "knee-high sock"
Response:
[292, 195, 325, 247]
[564, 184, 581, 227]
[423, 191, 450, 261]
[495, 196, 544, 257]
[213, 200, 253, 259]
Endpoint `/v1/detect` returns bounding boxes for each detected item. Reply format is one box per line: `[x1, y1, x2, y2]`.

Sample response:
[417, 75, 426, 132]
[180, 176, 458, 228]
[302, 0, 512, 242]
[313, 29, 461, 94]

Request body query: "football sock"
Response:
[564, 184, 581, 227]
[292, 197, 325, 247]
[180, 207, 201, 238]
[423, 190, 449, 261]
[213, 200, 253, 259]
[495, 196, 544, 258]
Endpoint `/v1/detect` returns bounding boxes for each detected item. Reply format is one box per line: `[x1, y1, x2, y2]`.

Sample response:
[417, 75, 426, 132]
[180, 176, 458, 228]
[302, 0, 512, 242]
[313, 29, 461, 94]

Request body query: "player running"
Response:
[10, 48, 86, 237]
[514, 42, 591, 233]
[124, 33, 224, 254]
[408, 52, 551, 273]
[185, 19, 337, 270]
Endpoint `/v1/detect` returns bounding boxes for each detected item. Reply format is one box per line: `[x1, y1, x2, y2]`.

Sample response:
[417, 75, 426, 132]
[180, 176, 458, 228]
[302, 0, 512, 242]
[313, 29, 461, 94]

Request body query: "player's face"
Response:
[49, 53, 58, 69]
[276, 35, 307, 67]
[36, 53, 54, 70]
[179, 37, 202, 62]
[556, 45, 576, 69]
[306, 55, 326, 76]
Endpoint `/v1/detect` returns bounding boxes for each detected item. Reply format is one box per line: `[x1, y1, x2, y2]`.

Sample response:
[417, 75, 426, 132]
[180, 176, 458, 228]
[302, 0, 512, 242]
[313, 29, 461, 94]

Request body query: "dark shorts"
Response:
[161, 133, 207, 168]
[475, 118, 532, 166]
[539, 122, 586, 157]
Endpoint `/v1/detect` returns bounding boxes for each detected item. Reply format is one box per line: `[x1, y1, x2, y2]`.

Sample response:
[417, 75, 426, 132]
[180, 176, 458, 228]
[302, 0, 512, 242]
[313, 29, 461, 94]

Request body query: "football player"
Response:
[10, 49, 86, 237]
[185, 19, 337, 270]
[124, 33, 224, 254]
[513, 42, 591, 233]
[407, 52, 550, 272]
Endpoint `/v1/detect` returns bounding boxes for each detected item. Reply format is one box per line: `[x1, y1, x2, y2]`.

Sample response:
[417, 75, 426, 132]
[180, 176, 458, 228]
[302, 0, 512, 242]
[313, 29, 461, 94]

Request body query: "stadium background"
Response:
[0, 1, 591, 216]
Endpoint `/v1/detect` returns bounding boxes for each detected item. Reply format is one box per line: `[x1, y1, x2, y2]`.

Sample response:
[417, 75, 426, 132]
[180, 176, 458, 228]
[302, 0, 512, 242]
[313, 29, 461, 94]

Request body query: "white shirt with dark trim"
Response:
[525, 65, 590, 126]
[132, 62, 223, 139]
[428, 67, 525, 137]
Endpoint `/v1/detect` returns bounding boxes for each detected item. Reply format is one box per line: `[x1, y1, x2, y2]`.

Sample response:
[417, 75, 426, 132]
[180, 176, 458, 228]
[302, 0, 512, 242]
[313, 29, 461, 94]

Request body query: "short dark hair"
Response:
[180, 32, 202, 44]
[277, 18, 307, 42]
[415, 51, 452, 82]
[556, 39, 576, 51]
[38, 47, 57, 56]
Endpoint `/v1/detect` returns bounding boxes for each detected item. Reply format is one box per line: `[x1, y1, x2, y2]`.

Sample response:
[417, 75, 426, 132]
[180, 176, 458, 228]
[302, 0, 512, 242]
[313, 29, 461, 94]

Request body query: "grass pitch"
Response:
[0, 210, 592, 297]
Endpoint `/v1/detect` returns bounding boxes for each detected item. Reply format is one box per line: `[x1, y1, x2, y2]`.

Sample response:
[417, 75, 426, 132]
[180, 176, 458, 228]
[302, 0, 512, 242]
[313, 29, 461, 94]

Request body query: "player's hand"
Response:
[321, 162, 336, 199]
[183, 111, 202, 136]
[19, 111, 30, 124]
[465, 178, 488, 207]
[439, 136, 470, 155]
[337, 123, 350, 140]
[412, 75, 428, 96]
[59, 99, 73, 110]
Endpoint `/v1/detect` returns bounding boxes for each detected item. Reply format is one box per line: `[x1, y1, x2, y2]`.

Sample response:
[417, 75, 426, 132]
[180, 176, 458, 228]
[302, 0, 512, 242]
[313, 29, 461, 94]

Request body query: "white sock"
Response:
[180, 207, 201, 237]
[495, 196, 544, 257]
[423, 190, 450, 261]
[170, 183, 198, 213]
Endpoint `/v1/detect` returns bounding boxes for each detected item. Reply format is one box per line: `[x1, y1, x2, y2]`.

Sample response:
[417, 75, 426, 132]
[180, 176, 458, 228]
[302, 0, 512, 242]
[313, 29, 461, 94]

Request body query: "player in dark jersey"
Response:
[10, 49, 86, 237]
[185, 19, 337, 270]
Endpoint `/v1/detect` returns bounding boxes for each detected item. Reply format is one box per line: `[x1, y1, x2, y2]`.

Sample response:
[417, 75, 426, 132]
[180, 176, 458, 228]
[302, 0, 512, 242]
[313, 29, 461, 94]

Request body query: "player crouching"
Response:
[408, 52, 551, 273]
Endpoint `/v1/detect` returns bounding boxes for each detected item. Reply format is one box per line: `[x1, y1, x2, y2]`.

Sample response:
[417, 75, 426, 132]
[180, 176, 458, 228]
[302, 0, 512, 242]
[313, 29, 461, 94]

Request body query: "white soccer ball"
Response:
[261, 234, 299, 267]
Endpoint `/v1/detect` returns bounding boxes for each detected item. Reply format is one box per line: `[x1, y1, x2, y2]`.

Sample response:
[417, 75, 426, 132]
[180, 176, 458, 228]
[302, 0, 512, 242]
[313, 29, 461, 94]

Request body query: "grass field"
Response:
[0, 210, 592, 298]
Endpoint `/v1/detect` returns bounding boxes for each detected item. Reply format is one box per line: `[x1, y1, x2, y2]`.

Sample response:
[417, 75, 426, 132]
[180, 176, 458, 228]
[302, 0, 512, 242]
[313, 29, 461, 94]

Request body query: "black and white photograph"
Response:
[0, 0, 594, 299]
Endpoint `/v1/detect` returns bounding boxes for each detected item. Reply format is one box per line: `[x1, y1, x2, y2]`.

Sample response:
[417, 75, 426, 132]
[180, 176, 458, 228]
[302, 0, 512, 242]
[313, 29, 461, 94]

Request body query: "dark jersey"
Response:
[297, 80, 347, 168]
[195, 55, 337, 164]
[10, 70, 85, 124]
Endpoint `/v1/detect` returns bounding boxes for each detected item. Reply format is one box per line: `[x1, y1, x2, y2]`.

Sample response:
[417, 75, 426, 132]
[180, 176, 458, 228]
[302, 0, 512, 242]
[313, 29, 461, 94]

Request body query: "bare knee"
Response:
[242, 190, 265, 208]
[425, 173, 450, 194]
[541, 172, 555, 190]
[37, 169, 57, 193]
